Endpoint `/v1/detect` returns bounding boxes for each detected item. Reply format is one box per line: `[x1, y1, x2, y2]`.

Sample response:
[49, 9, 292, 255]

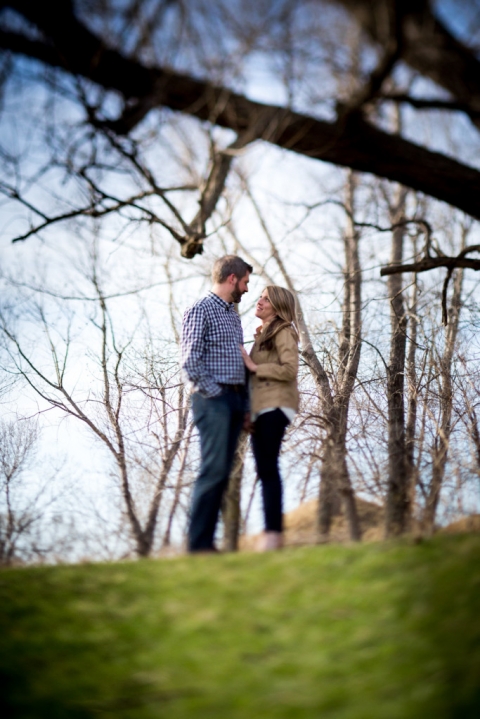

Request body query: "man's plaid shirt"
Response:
[181, 291, 246, 398]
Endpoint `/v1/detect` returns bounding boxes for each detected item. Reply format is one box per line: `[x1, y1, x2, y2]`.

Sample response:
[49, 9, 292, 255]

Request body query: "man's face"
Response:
[231, 272, 250, 303]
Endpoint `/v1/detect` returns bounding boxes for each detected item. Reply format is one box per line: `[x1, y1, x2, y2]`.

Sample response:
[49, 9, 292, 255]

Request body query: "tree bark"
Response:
[422, 263, 464, 533]
[405, 254, 419, 525]
[319, 408, 360, 540]
[222, 432, 249, 552]
[385, 186, 410, 537]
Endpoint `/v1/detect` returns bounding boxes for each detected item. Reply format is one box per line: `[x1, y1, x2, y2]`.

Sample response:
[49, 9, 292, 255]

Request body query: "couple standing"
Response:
[181, 255, 299, 553]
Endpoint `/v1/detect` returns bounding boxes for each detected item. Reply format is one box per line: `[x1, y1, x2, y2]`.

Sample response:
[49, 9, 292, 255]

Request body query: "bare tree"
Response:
[0, 266, 193, 557]
[404, 239, 421, 525]
[421, 242, 467, 533]
[384, 184, 410, 536]
[0, 417, 60, 564]
[455, 353, 480, 484]
[312, 173, 362, 540]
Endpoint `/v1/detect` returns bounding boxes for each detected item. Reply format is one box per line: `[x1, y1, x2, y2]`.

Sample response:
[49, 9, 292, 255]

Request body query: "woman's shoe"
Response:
[256, 531, 283, 552]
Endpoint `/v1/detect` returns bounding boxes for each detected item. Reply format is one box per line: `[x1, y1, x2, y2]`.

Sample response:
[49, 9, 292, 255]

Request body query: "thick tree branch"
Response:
[1, 1, 480, 220]
[337, 0, 402, 119]
[380, 248, 480, 276]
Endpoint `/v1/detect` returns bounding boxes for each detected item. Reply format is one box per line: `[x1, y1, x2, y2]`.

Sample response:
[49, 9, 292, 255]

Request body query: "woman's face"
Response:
[255, 290, 276, 323]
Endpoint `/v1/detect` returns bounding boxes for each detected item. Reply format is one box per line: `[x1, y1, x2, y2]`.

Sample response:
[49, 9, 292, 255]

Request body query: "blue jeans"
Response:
[188, 388, 245, 551]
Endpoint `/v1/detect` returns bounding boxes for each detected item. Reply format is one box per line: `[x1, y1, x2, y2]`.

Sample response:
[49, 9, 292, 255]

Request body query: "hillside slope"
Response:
[1, 535, 480, 718]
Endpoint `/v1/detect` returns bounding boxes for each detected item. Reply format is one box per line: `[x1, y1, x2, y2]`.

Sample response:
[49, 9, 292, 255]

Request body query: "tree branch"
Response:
[380, 247, 480, 276]
[379, 93, 480, 120]
[332, 0, 480, 129]
[1, 1, 480, 219]
[381, 244, 480, 326]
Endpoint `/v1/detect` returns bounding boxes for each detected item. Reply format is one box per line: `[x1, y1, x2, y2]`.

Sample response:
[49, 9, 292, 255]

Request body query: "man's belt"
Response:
[219, 383, 244, 393]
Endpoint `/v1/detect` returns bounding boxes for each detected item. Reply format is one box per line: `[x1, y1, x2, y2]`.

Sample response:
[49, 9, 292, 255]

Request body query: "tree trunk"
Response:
[405, 257, 419, 527]
[222, 432, 249, 552]
[116, 454, 149, 557]
[385, 186, 410, 537]
[318, 435, 343, 539]
[163, 424, 193, 547]
[319, 403, 361, 541]
[319, 172, 361, 541]
[422, 262, 464, 534]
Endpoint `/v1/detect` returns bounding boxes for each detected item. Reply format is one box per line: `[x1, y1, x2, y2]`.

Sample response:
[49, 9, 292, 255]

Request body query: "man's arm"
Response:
[182, 304, 222, 397]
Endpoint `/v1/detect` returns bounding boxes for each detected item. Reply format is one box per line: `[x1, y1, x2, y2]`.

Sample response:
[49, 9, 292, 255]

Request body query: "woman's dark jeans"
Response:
[188, 388, 244, 551]
[252, 409, 289, 532]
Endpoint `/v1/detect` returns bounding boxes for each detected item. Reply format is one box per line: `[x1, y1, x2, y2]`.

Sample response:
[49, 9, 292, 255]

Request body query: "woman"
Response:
[241, 285, 299, 551]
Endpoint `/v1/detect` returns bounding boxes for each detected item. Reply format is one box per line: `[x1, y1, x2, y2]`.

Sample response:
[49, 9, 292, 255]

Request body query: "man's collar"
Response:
[208, 291, 234, 309]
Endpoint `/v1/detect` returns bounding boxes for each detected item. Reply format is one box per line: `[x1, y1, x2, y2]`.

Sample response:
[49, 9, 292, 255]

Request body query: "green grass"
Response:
[1, 535, 480, 718]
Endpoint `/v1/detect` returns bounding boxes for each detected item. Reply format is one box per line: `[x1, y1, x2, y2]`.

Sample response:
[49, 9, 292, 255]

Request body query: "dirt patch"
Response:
[239, 498, 384, 550]
[440, 514, 480, 535]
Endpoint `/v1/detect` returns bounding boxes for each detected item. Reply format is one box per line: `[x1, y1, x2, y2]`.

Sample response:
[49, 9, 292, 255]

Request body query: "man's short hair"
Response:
[212, 255, 253, 284]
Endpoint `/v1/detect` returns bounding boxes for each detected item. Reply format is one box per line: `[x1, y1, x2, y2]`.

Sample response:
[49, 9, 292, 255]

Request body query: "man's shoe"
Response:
[189, 546, 220, 555]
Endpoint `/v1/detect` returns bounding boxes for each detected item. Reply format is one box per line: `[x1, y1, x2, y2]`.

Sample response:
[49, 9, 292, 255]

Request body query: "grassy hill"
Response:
[1, 535, 480, 718]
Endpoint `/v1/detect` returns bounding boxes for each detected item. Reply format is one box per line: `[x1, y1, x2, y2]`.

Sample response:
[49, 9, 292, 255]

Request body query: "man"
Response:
[182, 255, 253, 552]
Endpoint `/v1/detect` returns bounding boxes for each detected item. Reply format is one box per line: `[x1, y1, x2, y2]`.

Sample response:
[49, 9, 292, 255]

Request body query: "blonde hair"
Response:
[258, 285, 299, 350]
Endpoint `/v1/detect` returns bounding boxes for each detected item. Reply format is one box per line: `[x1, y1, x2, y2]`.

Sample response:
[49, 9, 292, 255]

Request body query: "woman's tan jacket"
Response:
[249, 325, 299, 415]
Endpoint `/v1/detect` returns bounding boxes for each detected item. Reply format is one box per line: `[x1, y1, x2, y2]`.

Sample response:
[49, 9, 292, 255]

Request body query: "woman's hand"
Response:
[240, 345, 258, 373]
